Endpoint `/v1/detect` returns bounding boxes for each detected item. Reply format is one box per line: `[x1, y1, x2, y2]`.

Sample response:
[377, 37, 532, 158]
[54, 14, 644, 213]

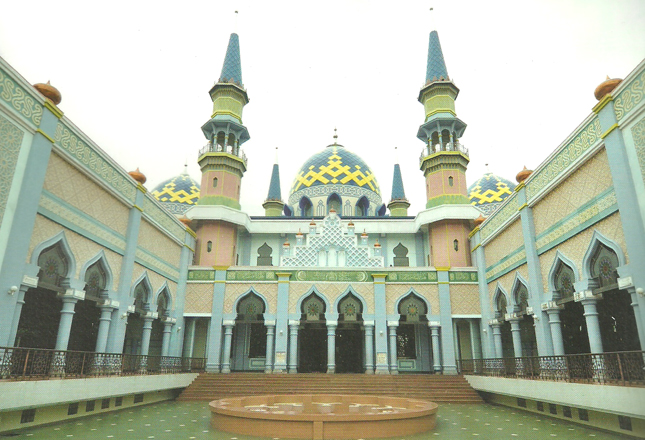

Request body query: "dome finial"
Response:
[274, 146, 279, 164]
[183, 160, 188, 175]
[333, 127, 338, 144]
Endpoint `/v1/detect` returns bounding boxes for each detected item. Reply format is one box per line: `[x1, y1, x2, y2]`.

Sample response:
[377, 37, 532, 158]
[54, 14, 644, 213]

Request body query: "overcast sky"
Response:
[1, 1, 644, 215]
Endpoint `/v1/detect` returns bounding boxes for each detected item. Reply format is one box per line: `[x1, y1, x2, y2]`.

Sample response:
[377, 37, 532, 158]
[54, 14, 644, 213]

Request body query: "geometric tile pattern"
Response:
[223, 283, 278, 314]
[480, 194, 519, 242]
[43, 154, 130, 235]
[525, 118, 602, 201]
[614, 69, 645, 121]
[385, 284, 440, 315]
[632, 116, 645, 185]
[0, 68, 43, 126]
[137, 219, 181, 268]
[532, 148, 613, 235]
[486, 264, 529, 312]
[484, 219, 523, 269]
[287, 282, 375, 315]
[141, 196, 186, 243]
[184, 283, 214, 314]
[151, 170, 200, 215]
[0, 114, 23, 227]
[537, 213, 627, 292]
[28, 215, 123, 284]
[449, 284, 481, 315]
[468, 172, 515, 209]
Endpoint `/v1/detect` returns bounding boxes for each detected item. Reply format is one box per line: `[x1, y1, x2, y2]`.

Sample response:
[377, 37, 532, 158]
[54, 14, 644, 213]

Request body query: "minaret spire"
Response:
[219, 32, 243, 86]
[426, 30, 449, 83]
[263, 147, 285, 216]
[387, 148, 410, 217]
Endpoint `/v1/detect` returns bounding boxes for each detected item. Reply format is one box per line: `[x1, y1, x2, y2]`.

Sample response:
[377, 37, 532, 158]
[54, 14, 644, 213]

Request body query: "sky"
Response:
[1, 0, 644, 216]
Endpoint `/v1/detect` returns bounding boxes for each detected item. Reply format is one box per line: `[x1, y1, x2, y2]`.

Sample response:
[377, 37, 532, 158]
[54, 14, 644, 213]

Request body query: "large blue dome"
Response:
[468, 172, 516, 216]
[152, 169, 200, 215]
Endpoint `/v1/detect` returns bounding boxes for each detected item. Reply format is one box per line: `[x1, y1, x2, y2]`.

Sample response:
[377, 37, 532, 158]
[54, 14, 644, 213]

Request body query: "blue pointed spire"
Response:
[391, 164, 407, 201]
[266, 164, 282, 201]
[425, 30, 449, 83]
[219, 33, 243, 85]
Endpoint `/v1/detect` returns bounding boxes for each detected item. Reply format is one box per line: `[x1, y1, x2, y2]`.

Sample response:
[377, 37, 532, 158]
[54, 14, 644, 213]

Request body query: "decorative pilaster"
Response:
[490, 320, 504, 359]
[507, 316, 523, 358]
[220, 320, 235, 373]
[387, 321, 398, 374]
[429, 322, 442, 373]
[372, 274, 389, 374]
[7, 276, 38, 347]
[288, 320, 299, 373]
[364, 321, 375, 374]
[265, 321, 276, 373]
[326, 321, 337, 374]
[161, 318, 175, 357]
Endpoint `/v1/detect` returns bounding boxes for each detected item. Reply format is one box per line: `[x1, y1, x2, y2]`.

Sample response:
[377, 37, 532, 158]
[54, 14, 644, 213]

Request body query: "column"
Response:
[469, 319, 483, 373]
[205, 270, 227, 372]
[140, 315, 155, 356]
[274, 273, 292, 373]
[364, 321, 374, 374]
[490, 322, 504, 358]
[326, 321, 337, 374]
[265, 321, 275, 373]
[543, 303, 565, 356]
[387, 322, 398, 374]
[220, 321, 235, 373]
[95, 302, 117, 353]
[161, 320, 174, 357]
[429, 322, 442, 373]
[624, 285, 645, 351]
[7, 283, 33, 347]
[184, 318, 196, 358]
[55, 290, 84, 351]
[288, 320, 299, 373]
[372, 274, 389, 374]
[579, 296, 603, 354]
[508, 318, 523, 358]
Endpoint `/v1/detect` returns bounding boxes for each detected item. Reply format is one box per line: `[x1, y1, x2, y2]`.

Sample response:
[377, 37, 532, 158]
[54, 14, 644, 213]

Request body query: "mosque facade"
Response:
[0, 26, 644, 385]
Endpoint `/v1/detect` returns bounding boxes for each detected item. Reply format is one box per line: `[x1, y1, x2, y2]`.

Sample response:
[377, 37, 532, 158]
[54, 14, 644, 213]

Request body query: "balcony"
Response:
[199, 142, 248, 166]
[419, 142, 469, 165]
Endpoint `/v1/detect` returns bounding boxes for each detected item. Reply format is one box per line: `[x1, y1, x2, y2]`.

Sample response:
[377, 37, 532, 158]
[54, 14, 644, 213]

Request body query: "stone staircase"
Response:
[178, 373, 483, 403]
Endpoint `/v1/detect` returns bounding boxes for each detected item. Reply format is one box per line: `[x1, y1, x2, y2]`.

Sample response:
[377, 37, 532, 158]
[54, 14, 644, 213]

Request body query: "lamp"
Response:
[8, 286, 18, 295]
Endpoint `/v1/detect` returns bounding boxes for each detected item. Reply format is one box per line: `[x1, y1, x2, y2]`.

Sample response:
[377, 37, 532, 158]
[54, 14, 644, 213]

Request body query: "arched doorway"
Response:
[397, 294, 432, 372]
[16, 241, 72, 349]
[231, 293, 267, 371]
[298, 294, 327, 373]
[589, 243, 640, 352]
[124, 280, 152, 355]
[512, 281, 538, 357]
[493, 291, 514, 358]
[553, 261, 590, 354]
[336, 294, 364, 373]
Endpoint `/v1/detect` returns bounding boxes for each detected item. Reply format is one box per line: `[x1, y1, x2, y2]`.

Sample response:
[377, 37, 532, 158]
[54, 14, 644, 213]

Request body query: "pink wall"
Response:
[425, 169, 468, 200]
[200, 170, 241, 201]
[429, 220, 472, 268]
[196, 221, 238, 267]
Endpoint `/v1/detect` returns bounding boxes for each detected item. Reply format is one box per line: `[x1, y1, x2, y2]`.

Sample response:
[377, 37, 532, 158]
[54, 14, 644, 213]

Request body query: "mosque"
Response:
[0, 22, 644, 436]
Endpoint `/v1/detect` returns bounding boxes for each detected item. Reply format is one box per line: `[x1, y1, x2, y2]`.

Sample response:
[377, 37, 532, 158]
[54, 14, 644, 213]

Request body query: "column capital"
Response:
[386, 321, 399, 327]
[326, 321, 338, 327]
[222, 319, 236, 327]
[541, 301, 564, 312]
[363, 320, 375, 327]
[574, 290, 600, 302]
[97, 298, 120, 310]
[58, 289, 85, 302]
[428, 321, 441, 328]
[288, 319, 300, 327]
[265, 320, 276, 327]
[488, 318, 503, 327]
[617, 276, 634, 290]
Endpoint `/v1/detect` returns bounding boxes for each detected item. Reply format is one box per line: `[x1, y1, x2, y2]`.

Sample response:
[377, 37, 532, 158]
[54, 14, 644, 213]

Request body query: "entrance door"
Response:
[335, 325, 363, 373]
[299, 324, 327, 373]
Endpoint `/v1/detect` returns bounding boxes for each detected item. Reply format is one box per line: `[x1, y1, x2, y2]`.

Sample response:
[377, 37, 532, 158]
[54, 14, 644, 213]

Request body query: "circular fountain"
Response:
[209, 394, 438, 440]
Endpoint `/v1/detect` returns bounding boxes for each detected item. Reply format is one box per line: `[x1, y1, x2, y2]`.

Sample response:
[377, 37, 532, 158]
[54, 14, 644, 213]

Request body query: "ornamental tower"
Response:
[417, 29, 471, 267]
[195, 31, 250, 266]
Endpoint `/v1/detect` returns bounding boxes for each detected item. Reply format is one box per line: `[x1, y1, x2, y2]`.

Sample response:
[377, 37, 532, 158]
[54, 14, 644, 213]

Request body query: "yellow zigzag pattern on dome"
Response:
[153, 182, 200, 205]
[292, 151, 379, 193]
[469, 184, 513, 205]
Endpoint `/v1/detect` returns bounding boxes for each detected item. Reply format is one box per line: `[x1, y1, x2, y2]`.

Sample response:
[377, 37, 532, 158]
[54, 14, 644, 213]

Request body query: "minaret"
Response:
[387, 149, 410, 216]
[263, 148, 284, 216]
[417, 29, 471, 267]
[194, 30, 250, 267]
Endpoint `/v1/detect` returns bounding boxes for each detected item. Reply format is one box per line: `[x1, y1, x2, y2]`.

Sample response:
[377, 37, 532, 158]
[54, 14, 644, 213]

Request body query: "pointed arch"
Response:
[327, 193, 342, 214]
[493, 284, 509, 319]
[510, 273, 530, 313]
[299, 196, 313, 217]
[232, 288, 270, 315]
[296, 288, 329, 320]
[547, 251, 580, 295]
[131, 272, 153, 311]
[30, 231, 76, 280]
[582, 230, 626, 284]
[393, 288, 432, 316]
[355, 196, 369, 216]
[333, 286, 368, 316]
[79, 250, 114, 294]
[154, 282, 173, 317]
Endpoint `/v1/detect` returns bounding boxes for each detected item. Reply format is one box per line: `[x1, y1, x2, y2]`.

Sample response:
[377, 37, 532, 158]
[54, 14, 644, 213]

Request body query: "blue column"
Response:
[94, 302, 117, 353]
[429, 322, 442, 372]
[326, 321, 337, 374]
[491, 322, 503, 358]
[0, 104, 58, 347]
[274, 273, 291, 373]
[372, 274, 389, 374]
[205, 270, 227, 372]
[469, 319, 483, 360]
[437, 271, 457, 374]
[161, 320, 173, 356]
[577, 293, 604, 354]
[472, 237, 495, 358]
[184, 318, 196, 358]
[54, 289, 85, 350]
[220, 321, 235, 373]
[387, 322, 398, 374]
[107, 186, 145, 353]
[364, 321, 374, 374]
[170, 230, 195, 356]
[264, 321, 275, 373]
[140, 315, 155, 356]
[516, 188, 554, 356]
[288, 320, 300, 373]
[508, 318, 523, 358]
[543, 303, 565, 356]
[6, 276, 38, 347]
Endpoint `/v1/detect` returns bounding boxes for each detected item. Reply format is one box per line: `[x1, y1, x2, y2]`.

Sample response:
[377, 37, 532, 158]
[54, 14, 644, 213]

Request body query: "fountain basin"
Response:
[209, 394, 438, 440]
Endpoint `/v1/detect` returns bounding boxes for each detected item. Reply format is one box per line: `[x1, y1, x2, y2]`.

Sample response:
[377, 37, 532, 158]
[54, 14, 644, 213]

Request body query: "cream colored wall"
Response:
[43, 153, 130, 236]
[532, 148, 613, 236]
[487, 264, 529, 311]
[27, 215, 123, 285]
[538, 213, 627, 294]
[184, 283, 214, 314]
[223, 283, 279, 314]
[131, 263, 178, 305]
[484, 219, 523, 268]
[137, 219, 182, 268]
[385, 284, 440, 315]
[287, 283, 375, 315]
[450, 284, 481, 315]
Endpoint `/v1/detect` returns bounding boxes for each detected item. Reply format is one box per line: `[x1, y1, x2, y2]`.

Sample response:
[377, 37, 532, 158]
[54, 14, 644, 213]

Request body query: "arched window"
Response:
[207, 241, 213, 253]
[133, 282, 151, 313]
[216, 131, 226, 149]
[495, 292, 507, 320]
[302, 294, 326, 321]
[589, 243, 619, 288]
[213, 177, 218, 187]
[338, 294, 362, 322]
[300, 197, 313, 217]
[448, 176, 454, 186]
[257, 243, 273, 266]
[355, 196, 369, 216]
[393, 243, 409, 267]
[554, 262, 575, 301]
[84, 261, 107, 300]
[398, 295, 427, 323]
[513, 283, 529, 314]
[157, 290, 171, 318]
[327, 193, 341, 214]
[343, 200, 352, 217]
[37, 243, 70, 291]
[453, 239, 459, 251]
[237, 294, 266, 320]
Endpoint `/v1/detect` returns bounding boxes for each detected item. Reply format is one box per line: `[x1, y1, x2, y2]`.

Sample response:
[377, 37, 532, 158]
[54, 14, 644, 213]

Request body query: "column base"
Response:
[374, 366, 390, 374]
[205, 363, 221, 373]
[221, 366, 231, 374]
[365, 367, 374, 374]
[441, 365, 458, 375]
[327, 367, 335, 374]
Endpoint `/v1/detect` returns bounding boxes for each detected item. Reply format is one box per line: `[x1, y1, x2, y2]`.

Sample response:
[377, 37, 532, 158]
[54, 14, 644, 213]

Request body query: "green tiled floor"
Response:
[17, 401, 630, 439]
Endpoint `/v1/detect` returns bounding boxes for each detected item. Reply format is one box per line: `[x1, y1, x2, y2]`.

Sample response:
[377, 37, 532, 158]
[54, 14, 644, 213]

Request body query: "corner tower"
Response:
[417, 29, 471, 268]
[195, 32, 250, 267]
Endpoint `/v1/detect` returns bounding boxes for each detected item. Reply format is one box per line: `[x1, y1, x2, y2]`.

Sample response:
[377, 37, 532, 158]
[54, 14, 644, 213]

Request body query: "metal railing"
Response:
[0, 346, 206, 380]
[198, 141, 248, 165]
[419, 142, 469, 165]
[457, 351, 645, 386]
